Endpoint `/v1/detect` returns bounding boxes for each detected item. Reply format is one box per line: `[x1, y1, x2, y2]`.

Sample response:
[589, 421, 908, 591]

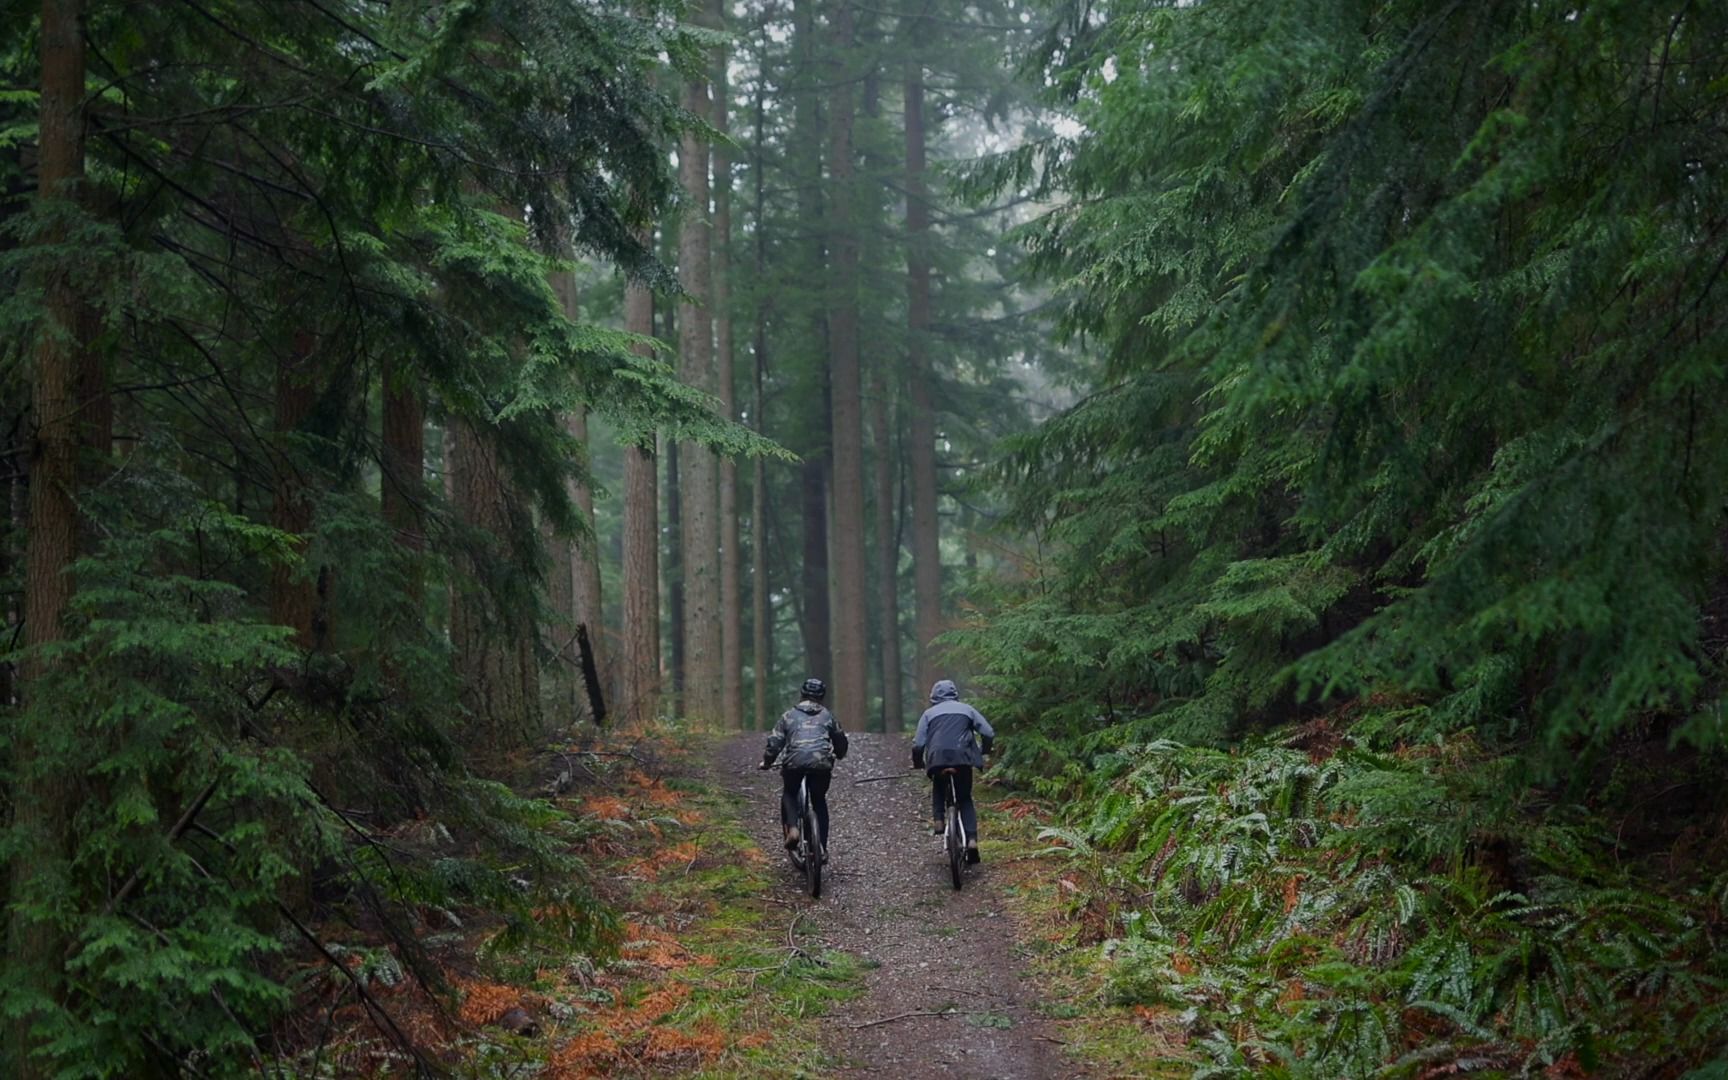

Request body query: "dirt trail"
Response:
[718, 731, 1077, 1079]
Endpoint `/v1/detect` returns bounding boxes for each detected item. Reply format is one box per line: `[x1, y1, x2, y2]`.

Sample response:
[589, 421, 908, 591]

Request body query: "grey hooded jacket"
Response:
[764, 700, 849, 771]
[911, 680, 995, 771]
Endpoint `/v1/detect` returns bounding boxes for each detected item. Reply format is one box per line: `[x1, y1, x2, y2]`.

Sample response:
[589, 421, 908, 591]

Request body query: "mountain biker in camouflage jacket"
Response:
[761, 677, 849, 857]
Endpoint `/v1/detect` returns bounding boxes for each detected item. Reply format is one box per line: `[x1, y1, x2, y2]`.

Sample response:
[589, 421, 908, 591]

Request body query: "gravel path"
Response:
[719, 731, 1075, 1079]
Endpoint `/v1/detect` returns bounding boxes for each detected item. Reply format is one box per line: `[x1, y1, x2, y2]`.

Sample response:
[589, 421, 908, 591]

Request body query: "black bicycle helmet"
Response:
[800, 677, 827, 701]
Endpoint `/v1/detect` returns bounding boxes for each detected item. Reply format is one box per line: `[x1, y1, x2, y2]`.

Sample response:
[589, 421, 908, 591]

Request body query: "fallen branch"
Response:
[577, 748, 650, 765]
[784, 908, 830, 967]
[851, 1008, 958, 1029]
[852, 772, 917, 785]
[785, 909, 809, 958]
[1034, 1034, 1069, 1045]
[275, 901, 436, 1078]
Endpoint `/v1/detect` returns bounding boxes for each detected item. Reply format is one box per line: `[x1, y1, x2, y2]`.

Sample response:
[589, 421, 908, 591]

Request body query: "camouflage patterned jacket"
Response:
[763, 701, 849, 771]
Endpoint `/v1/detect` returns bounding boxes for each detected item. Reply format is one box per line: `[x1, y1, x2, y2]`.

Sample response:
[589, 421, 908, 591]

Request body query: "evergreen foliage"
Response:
[956, 0, 1728, 1071]
[0, 1, 746, 1072]
[962, 0, 1728, 766]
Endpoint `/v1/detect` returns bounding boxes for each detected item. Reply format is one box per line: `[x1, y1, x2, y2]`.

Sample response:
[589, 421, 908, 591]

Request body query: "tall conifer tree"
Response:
[825, 0, 869, 722]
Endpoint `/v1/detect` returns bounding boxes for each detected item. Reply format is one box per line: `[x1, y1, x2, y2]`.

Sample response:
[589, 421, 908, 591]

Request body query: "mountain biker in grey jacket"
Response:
[911, 679, 995, 862]
[761, 677, 849, 857]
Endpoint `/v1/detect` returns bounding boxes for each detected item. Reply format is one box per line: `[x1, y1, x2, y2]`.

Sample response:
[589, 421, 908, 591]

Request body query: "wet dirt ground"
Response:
[719, 731, 1079, 1079]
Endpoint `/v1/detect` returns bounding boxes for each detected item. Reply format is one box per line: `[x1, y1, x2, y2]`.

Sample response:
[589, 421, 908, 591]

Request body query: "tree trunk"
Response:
[678, 63, 720, 727]
[567, 410, 606, 709]
[871, 364, 903, 731]
[751, 73, 771, 728]
[549, 253, 606, 719]
[905, 47, 943, 698]
[269, 330, 326, 650]
[620, 277, 660, 730]
[712, 0, 743, 729]
[799, 457, 831, 684]
[0, 445, 17, 709]
[11, 2, 89, 1069]
[791, 0, 831, 688]
[543, 502, 576, 717]
[449, 418, 542, 744]
[666, 437, 684, 710]
[825, 0, 869, 725]
[381, 353, 425, 610]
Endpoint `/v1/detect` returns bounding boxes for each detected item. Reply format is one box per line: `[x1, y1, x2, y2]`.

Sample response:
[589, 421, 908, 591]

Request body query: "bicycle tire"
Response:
[946, 804, 963, 890]
[803, 797, 822, 898]
[782, 775, 804, 874]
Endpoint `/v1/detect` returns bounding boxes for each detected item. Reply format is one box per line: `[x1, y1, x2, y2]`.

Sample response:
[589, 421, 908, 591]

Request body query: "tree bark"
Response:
[543, 502, 576, 716]
[871, 362, 903, 731]
[678, 61, 720, 727]
[11, 2, 89, 1070]
[666, 437, 684, 709]
[620, 278, 660, 730]
[904, 44, 943, 698]
[825, 0, 869, 725]
[751, 71, 772, 727]
[548, 253, 606, 718]
[269, 329, 327, 650]
[713, 0, 743, 729]
[567, 410, 606, 708]
[381, 353, 425, 609]
[0, 445, 17, 709]
[799, 456, 831, 684]
[449, 418, 542, 744]
[791, 0, 831, 689]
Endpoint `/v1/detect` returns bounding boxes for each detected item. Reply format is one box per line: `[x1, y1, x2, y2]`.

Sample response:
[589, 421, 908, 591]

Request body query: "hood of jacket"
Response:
[928, 680, 959, 704]
[794, 699, 826, 714]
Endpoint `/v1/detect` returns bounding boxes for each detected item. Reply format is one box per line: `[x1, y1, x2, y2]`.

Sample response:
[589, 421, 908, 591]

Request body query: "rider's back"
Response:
[912, 680, 993, 770]
[768, 701, 848, 770]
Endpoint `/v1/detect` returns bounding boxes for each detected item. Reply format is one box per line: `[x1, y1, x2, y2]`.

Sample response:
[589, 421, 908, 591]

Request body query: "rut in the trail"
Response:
[722, 731, 1077, 1079]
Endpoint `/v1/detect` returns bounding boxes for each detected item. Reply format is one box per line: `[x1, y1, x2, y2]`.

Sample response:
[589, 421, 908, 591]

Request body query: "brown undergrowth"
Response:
[286, 726, 860, 1077]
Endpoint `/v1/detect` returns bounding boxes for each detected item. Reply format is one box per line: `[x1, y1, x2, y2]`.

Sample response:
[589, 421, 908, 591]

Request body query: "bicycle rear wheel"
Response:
[803, 796, 822, 898]
[946, 804, 963, 890]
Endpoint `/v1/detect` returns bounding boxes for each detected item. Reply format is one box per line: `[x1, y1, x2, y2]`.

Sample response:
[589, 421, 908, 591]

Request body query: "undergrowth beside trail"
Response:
[987, 788, 1197, 1078]
[293, 727, 861, 1077]
[988, 722, 1728, 1079]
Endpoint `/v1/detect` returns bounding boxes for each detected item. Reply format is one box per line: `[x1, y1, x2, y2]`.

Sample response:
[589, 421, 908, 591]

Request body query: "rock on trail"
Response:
[720, 731, 1079, 1079]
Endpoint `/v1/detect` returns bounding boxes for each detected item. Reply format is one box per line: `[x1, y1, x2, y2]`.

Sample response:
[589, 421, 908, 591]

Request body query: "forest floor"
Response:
[300, 725, 1186, 1077]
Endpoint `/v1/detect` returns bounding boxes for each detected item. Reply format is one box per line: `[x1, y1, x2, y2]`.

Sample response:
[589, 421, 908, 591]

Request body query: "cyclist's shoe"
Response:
[818, 847, 829, 865]
[931, 820, 944, 836]
[784, 825, 800, 850]
[965, 841, 981, 865]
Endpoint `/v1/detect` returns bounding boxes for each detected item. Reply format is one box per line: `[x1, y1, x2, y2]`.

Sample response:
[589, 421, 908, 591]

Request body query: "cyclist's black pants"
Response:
[782, 767, 832, 848]
[930, 766, 978, 842]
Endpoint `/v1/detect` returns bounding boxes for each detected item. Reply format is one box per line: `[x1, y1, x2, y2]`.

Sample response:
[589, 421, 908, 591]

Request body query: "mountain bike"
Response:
[938, 768, 968, 891]
[763, 762, 823, 898]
